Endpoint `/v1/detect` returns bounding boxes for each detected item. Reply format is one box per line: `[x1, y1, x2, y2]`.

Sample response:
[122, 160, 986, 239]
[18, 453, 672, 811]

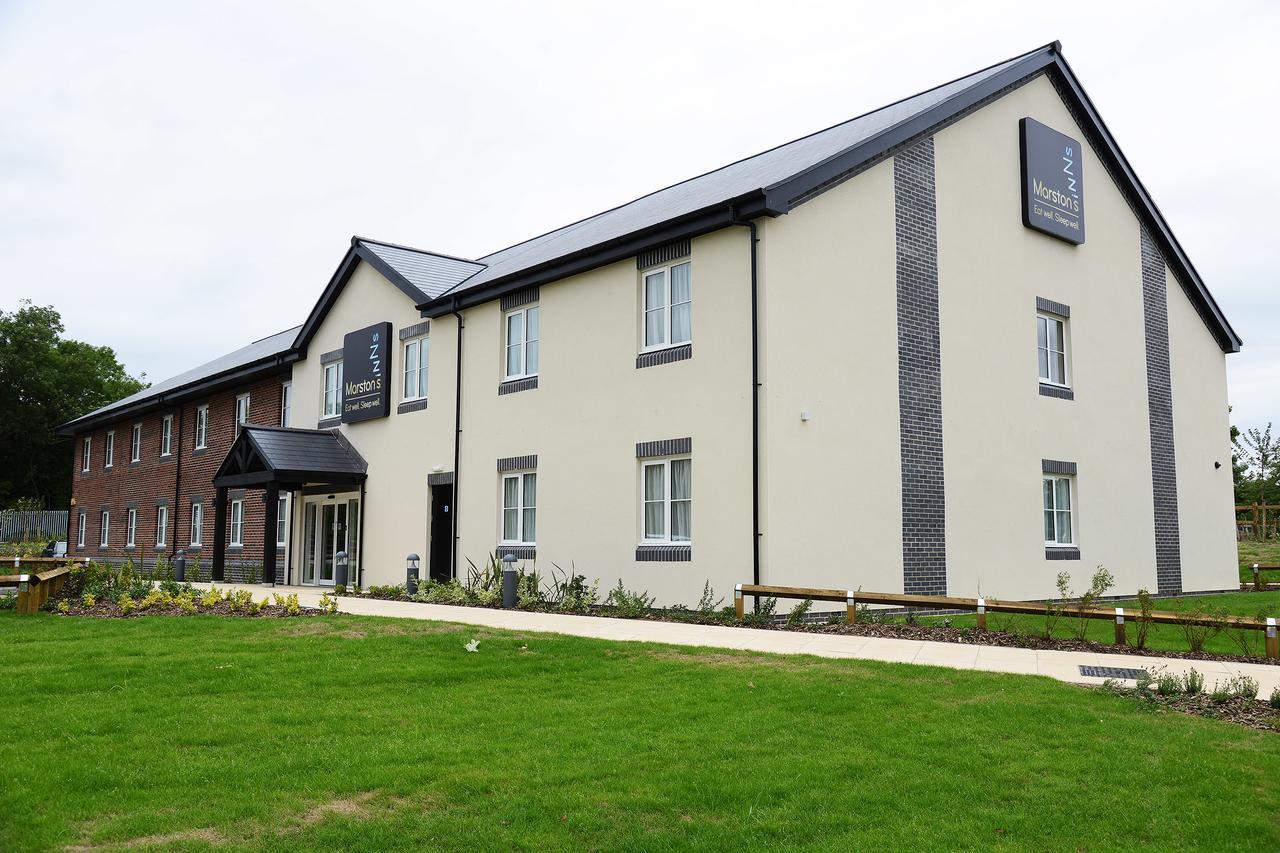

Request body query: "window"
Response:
[1043, 475, 1074, 546]
[130, 424, 141, 462]
[504, 306, 539, 380]
[235, 394, 250, 433]
[190, 503, 203, 546]
[501, 472, 536, 544]
[77, 512, 86, 548]
[104, 431, 114, 469]
[323, 362, 343, 418]
[404, 338, 429, 400]
[156, 505, 168, 547]
[642, 458, 691, 543]
[642, 261, 691, 349]
[82, 437, 91, 472]
[99, 510, 110, 548]
[195, 404, 208, 449]
[276, 495, 289, 547]
[280, 382, 292, 427]
[230, 499, 244, 546]
[126, 508, 137, 547]
[160, 415, 173, 456]
[1037, 313, 1069, 387]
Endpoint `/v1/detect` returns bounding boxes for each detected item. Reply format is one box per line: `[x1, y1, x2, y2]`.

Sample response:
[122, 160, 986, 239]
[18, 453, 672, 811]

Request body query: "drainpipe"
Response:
[731, 210, 761, 592]
[172, 405, 184, 561]
[451, 300, 465, 582]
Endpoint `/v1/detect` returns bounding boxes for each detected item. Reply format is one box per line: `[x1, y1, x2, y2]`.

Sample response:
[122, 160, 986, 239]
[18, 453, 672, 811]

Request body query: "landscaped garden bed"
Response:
[1093, 669, 1280, 733]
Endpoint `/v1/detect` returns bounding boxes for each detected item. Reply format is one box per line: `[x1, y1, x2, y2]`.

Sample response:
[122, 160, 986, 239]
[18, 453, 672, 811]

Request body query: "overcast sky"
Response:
[1, 1, 1276, 432]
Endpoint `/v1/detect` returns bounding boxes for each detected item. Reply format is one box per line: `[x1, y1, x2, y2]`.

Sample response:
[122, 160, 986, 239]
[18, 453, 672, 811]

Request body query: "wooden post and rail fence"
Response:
[1235, 503, 1280, 539]
[733, 583, 1280, 659]
[0, 556, 86, 616]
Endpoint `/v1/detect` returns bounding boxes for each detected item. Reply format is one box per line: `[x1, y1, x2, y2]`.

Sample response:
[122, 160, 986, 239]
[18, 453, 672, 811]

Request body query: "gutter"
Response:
[731, 211, 762, 592]
[451, 299, 465, 582]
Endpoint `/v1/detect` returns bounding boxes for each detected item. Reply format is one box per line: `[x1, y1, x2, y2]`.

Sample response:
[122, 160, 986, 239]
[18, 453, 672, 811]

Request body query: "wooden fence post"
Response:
[976, 597, 986, 631]
[1267, 618, 1278, 660]
[1114, 608, 1126, 645]
[734, 584, 744, 620]
[1254, 564, 1263, 592]
[846, 592, 856, 624]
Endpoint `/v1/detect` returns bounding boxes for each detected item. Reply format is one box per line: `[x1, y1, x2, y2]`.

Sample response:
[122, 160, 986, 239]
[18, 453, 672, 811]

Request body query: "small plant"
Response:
[200, 586, 222, 608]
[1066, 565, 1115, 641]
[1132, 587, 1154, 650]
[334, 584, 348, 596]
[1043, 571, 1071, 638]
[786, 598, 813, 628]
[56, 600, 70, 614]
[1181, 669, 1204, 696]
[228, 589, 254, 612]
[1269, 687, 1280, 710]
[1135, 669, 1155, 691]
[1155, 671, 1181, 696]
[82, 593, 96, 608]
[118, 594, 136, 615]
[368, 584, 405, 600]
[1224, 605, 1275, 658]
[176, 592, 197, 614]
[903, 608, 919, 627]
[248, 596, 267, 615]
[284, 593, 300, 616]
[241, 563, 261, 585]
[742, 596, 778, 627]
[696, 581, 723, 617]
[1209, 681, 1231, 704]
[1227, 674, 1259, 700]
[1174, 602, 1227, 653]
[318, 592, 339, 614]
[604, 580, 654, 619]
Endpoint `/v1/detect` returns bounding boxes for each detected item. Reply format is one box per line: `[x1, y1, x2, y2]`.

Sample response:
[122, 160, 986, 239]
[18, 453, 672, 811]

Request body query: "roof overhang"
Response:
[212, 426, 368, 489]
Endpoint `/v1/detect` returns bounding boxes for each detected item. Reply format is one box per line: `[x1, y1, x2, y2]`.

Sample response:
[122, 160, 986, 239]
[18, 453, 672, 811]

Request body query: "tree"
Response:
[0, 301, 146, 509]
[1236, 422, 1279, 539]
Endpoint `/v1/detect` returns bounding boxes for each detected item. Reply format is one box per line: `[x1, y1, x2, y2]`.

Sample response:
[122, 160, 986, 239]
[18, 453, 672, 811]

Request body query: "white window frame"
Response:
[235, 393, 250, 434]
[126, 507, 137, 547]
[280, 382, 292, 427]
[195, 404, 209, 449]
[641, 260, 692, 351]
[640, 456, 692, 545]
[503, 306, 539, 381]
[500, 471, 537, 545]
[82, 437, 91, 472]
[104, 431, 114, 469]
[130, 423, 141, 462]
[275, 494, 289, 547]
[403, 337, 429, 401]
[190, 503, 203, 547]
[77, 512, 86, 548]
[1043, 475, 1075, 546]
[156, 505, 168, 547]
[1037, 312, 1070, 388]
[99, 510, 110, 548]
[230, 499, 244, 547]
[160, 415, 173, 457]
[322, 362, 343, 418]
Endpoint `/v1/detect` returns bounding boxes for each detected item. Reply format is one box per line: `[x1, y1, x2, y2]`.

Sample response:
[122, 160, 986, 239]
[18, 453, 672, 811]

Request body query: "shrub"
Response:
[546, 564, 597, 614]
[697, 581, 723, 617]
[228, 589, 254, 612]
[1155, 671, 1181, 696]
[1223, 605, 1275, 658]
[1043, 571, 1071, 638]
[176, 592, 197, 615]
[318, 592, 339, 614]
[1066, 565, 1115, 641]
[1270, 687, 1280, 710]
[1133, 588, 1154, 650]
[200, 586, 222, 608]
[334, 584, 347, 596]
[1181, 669, 1204, 696]
[56, 600, 70, 614]
[1228, 674, 1259, 700]
[118, 594, 136, 615]
[82, 593, 97, 608]
[241, 563, 262, 585]
[465, 553, 504, 595]
[1175, 602, 1227, 653]
[368, 584, 405, 600]
[741, 596, 778, 627]
[785, 598, 814, 628]
[604, 580, 654, 619]
[1209, 681, 1231, 704]
[516, 569, 543, 609]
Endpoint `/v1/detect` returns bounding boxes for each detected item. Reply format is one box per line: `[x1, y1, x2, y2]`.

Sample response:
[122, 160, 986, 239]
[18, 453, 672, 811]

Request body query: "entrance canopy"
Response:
[210, 426, 367, 583]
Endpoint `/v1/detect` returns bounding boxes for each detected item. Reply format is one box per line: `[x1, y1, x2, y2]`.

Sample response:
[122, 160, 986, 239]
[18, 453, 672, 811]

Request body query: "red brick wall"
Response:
[68, 372, 291, 582]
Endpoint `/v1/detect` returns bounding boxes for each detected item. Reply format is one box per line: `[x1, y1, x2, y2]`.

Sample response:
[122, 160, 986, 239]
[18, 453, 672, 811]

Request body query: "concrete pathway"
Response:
[196, 583, 1280, 696]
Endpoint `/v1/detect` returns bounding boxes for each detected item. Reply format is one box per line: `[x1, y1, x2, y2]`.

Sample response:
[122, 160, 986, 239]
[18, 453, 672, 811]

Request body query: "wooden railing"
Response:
[1, 557, 84, 615]
[1250, 564, 1280, 591]
[733, 583, 1280, 658]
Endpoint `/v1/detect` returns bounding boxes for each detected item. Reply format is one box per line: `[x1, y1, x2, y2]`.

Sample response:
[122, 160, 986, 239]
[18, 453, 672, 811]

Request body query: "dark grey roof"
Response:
[213, 425, 367, 487]
[56, 325, 301, 434]
[355, 239, 484, 300]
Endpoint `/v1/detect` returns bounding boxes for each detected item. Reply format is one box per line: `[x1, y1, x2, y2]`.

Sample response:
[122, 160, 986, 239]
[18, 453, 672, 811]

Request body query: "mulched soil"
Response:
[54, 601, 323, 619]
[1092, 686, 1280, 733]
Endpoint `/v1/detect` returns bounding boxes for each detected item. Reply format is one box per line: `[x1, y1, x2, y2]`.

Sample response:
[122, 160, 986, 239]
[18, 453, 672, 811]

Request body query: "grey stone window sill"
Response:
[498, 376, 538, 396]
[398, 398, 429, 414]
[1039, 383, 1074, 400]
[636, 343, 692, 369]
[636, 544, 691, 562]
[317, 417, 342, 430]
[1045, 547, 1081, 561]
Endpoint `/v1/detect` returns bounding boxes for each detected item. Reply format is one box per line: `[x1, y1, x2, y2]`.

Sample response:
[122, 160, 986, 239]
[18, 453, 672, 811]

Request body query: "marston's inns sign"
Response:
[1020, 117, 1085, 245]
[341, 322, 392, 423]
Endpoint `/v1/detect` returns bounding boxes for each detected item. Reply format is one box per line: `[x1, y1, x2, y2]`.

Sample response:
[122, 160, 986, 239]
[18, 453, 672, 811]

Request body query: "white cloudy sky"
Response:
[1, 1, 1276, 431]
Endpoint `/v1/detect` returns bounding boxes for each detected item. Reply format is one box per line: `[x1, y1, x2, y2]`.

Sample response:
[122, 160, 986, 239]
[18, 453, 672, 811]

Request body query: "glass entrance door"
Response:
[302, 495, 357, 586]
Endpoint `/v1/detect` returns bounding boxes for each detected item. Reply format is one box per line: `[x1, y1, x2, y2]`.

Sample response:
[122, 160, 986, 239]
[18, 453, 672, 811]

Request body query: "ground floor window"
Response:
[191, 503, 203, 546]
[99, 510, 109, 548]
[1043, 475, 1074, 545]
[501, 472, 536, 544]
[230, 499, 244, 546]
[642, 458, 691, 543]
[126, 508, 137, 547]
[77, 512, 85, 548]
[157, 506, 168, 546]
[276, 495, 289, 547]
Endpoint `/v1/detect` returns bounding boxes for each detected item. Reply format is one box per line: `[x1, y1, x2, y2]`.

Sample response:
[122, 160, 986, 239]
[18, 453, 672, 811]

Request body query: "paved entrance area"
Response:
[196, 582, 1280, 695]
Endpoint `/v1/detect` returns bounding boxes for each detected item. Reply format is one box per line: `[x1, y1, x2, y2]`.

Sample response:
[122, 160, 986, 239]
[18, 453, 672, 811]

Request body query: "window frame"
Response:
[104, 431, 114, 469]
[1036, 312, 1070, 388]
[641, 260, 692, 352]
[99, 510, 110, 549]
[77, 511, 86, 548]
[499, 471, 537, 545]
[156, 505, 168, 547]
[280, 382, 292, 427]
[230, 498, 244, 547]
[235, 393, 250, 434]
[403, 336, 429, 401]
[126, 507, 137, 547]
[640, 456, 692, 545]
[190, 503, 203, 547]
[160, 415, 173, 457]
[82, 437, 91, 472]
[275, 494, 289, 548]
[322, 362, 343, 418]
[503, 306, 540, 381]
[1042, 474, 1075, 546]
[195, 404, 209, 449]
[130, 423, 141, 462]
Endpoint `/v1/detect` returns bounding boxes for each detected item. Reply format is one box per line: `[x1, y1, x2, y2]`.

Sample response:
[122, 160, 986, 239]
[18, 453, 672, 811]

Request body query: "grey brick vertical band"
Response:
[894, 138, 946, 595]
[1141, 228, 1181, 594]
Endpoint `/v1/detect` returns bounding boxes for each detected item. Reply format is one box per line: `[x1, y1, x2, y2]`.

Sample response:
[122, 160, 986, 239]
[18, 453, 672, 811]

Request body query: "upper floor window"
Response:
[195, 405, 209, 449]
[642, 457, 691, 544]
[1043, 475, 1074, 546]
[504, 306, 539, 380]
[404, 338, 429, 401]
[103, 431, 114, 469]
[280, 382, 292, 427]
[235, 394, 250, 434]
[1037, 313, 1069, 387]
[81, 437, 91, 472]
[130, 424, 141, 462]
[501, 471, 536, 544]
[99, 510, 110, 548]
[322, 362, 343, 419]
[230, 498, 244, 546]
[160, 415, 173, 457]
[643, 261, 691, 350]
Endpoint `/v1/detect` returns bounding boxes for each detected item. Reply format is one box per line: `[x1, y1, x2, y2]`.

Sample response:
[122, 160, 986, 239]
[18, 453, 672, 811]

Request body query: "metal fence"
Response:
[0, 511, 69, 542]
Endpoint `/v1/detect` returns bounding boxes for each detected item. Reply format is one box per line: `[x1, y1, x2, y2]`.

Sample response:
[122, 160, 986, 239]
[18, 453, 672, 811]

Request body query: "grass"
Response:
[1, 614, 1278, 851]
[1238, 538, 1280, 584]
[920, 590, 1280, 658]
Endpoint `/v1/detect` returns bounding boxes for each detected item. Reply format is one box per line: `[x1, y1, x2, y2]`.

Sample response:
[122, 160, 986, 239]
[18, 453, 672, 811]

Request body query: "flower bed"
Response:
[1094, 671, 1280, 732]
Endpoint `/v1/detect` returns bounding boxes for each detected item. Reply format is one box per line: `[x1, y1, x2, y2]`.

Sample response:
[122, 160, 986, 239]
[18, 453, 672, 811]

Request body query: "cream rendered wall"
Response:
[288, 260, 458, 587]
[1166, 266, 1236, 591]
[935, 75, 1159, 600]
[756, 159, 905, 594]
[454, 228, 754, 606]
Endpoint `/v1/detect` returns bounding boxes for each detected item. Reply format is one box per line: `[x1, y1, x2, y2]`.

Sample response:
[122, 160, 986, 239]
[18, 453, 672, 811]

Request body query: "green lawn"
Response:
[1, 614, 1278, 851]
[920, 590, 1280, 658]
[1239, 538, 1280, 584]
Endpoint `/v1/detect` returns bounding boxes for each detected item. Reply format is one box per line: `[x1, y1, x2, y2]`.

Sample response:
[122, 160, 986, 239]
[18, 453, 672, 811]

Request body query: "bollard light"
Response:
[174, 549, 187, 583]
[335, 550, 349, 590]
[501, 553, 519, 609]
[406, 553, 420, 596]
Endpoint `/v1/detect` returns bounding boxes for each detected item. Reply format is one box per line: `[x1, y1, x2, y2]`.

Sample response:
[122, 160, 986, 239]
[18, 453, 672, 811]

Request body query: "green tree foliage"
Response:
[0, 301, 146, 509]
